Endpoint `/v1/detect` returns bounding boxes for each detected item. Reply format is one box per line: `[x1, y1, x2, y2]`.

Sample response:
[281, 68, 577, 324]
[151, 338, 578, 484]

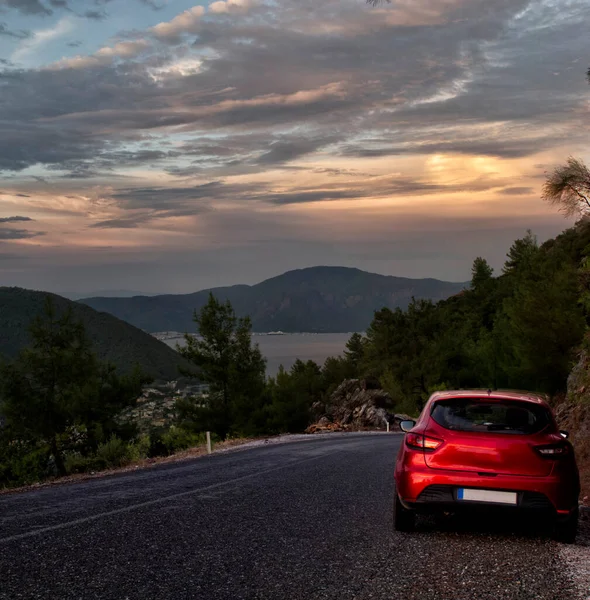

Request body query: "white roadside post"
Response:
[206, 431, 212, 454]
[386, 420, 390, 433]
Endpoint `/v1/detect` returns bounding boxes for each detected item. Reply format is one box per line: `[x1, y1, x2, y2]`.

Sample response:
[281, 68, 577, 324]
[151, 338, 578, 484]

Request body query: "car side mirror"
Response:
[400, 420, 416, 433]
[560, 430, 569, 439]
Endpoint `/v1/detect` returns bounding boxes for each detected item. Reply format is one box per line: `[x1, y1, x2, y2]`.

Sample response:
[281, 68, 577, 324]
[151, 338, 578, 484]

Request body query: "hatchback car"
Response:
[394, 390, 580, 542]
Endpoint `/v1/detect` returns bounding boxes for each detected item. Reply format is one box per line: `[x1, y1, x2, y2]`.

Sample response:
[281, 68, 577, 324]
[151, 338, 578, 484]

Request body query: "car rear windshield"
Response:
[430, 398, 552, 434]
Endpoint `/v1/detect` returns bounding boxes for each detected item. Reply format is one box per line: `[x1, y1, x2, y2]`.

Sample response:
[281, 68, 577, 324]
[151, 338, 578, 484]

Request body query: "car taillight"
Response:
[534, 443, 570, 458]
[405, 433, 443, 451]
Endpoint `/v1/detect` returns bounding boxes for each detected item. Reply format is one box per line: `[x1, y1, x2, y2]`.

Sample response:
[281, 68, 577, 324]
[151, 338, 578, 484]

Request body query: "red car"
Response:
[394, 390, 580, 542]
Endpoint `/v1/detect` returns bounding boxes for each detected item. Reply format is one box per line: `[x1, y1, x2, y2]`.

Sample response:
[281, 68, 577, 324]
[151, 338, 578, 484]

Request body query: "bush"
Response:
[126, 434, 150, 462]
[160, 427, 206, 454]
[95, 435, 130, 468]
[65, 434, 151, 474]
[148, 430, 170, 457]
[0, 446, 50, 487]
[64, 452, 105, 474]
[147, 427, 211, 457]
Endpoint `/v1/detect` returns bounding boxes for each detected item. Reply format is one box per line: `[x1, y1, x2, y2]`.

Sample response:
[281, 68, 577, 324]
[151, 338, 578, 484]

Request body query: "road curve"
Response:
[0, 433, 576, 600]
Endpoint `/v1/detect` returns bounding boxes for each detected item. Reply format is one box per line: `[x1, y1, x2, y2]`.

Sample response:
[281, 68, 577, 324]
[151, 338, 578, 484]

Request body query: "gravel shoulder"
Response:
[561, 509, 590, 600]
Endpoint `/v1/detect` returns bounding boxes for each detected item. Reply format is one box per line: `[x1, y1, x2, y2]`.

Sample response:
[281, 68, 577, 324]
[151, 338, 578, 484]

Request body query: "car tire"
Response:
[553, 507, 578, 544]
[393, 491, 416, 532]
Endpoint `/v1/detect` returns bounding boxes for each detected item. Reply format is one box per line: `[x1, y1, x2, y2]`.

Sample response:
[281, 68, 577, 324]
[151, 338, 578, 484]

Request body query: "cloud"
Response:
[89, 216, 149, 229]
[0, 21, 30, 38]
[0, 0, 587, 211]
[109, 182, 226, 210]
[139, 0, 165, 9]
[255, 135, 340, 165]
[11, 16, 73, 63]
[0, 215, 33, 222]
[89, 186, 215, 228]
[84, 9, 107, 20]
[0, 228, 44, 239]
[0, 118, 110, 171]
[498, 187, 535, 195]
[89, 206, 207, 228]
[1, 0, 153, 15]
[34, 81, 352, 133]
[49, 39, 151, 69]
[209, 0, 254, 15]
[0, 0, 51, 16]
[150, 5, 205, 42]
[260, 175, 502, 205]
[339, 137, 564, 160]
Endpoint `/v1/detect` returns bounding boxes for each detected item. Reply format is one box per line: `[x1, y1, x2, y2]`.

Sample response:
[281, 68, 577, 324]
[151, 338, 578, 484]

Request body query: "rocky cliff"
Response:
[557, 350, 590, 504]
[306, 378, 412, 433]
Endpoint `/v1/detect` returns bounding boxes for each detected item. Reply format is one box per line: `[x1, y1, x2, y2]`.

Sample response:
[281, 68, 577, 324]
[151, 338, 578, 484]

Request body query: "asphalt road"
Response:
[0, 433, 577, 600]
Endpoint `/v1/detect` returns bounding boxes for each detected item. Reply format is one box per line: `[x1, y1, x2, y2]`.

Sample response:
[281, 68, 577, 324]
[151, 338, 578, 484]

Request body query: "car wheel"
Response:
[553, 507, 578, 544]
[393, 492, 416, 532]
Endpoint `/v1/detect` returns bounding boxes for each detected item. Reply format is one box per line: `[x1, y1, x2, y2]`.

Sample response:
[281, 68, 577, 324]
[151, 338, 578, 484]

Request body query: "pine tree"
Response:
[177, 293, 267, 439]
[471, 257, 494, 290]
[503, 230, 538, 275]
[343, 332, 365, 374]
[0, 298, 144, 475]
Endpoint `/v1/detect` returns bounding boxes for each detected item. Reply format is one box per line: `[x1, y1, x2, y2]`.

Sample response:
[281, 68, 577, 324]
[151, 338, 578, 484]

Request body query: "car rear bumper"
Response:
[396, 465, 578, 514]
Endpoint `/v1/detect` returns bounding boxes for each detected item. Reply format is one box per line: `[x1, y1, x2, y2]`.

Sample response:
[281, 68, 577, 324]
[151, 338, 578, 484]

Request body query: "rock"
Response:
[561, 350, 590, 505]
[310, 401, 326, 420]
[308, 378, 395, 432]
[305, 421, 346, 434]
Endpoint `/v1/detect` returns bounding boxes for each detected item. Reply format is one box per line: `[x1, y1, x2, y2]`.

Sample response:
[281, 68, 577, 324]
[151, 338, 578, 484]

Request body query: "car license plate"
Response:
[457, 488, 517, 505]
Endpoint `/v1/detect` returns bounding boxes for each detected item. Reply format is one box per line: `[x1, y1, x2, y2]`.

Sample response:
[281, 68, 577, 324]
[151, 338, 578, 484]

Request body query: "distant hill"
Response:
[62, 290, 159, 301]
[0, 287, 188, 381]
[80, 266, 467, 333]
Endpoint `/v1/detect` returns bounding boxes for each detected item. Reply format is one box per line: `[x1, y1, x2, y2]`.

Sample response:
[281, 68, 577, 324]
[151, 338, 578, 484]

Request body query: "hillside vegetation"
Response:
[0, 287, 188, 381]
[80, 266, 466, 333]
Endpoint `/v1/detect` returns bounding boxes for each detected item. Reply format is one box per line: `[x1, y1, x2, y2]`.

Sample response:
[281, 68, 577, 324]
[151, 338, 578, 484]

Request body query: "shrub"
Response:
[0, 446, 50, 487]
[148, 430, 170, 457]
[126, 434, 150, 462]
[64, 452, 104, 474]
[160, 427, 205, 454]
[65, 434, 151, 474]
[95, 435, 130, 468]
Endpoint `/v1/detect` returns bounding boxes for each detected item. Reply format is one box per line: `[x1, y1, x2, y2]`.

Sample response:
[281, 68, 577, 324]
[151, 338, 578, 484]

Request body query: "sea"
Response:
[163, 332, 354, 378]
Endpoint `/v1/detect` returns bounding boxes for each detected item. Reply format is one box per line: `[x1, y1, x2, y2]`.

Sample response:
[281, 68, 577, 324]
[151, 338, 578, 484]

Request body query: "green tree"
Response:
[542, 157, 590, 217]
[290, 359, 324, 403]
[0, 299, 144, 476]
[266, 366, 312, 433]
[499, 248, 585, 393]
[177, 293, 266, 439]
[322, 355, 355, 396]
[503, 230, 538, 275]
[471, 257, 494, 291]
[343, 332, 365, 374]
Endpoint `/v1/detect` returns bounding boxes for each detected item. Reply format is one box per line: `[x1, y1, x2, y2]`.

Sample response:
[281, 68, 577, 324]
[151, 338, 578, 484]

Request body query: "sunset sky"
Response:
[0, 0, 588, 295]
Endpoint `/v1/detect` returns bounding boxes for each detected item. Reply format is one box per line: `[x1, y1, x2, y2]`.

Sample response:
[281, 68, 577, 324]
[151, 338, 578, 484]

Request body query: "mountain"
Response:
[61, 290, 159, 301]
[80, 266, 468, 333]
[0, 287, 188, 381]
